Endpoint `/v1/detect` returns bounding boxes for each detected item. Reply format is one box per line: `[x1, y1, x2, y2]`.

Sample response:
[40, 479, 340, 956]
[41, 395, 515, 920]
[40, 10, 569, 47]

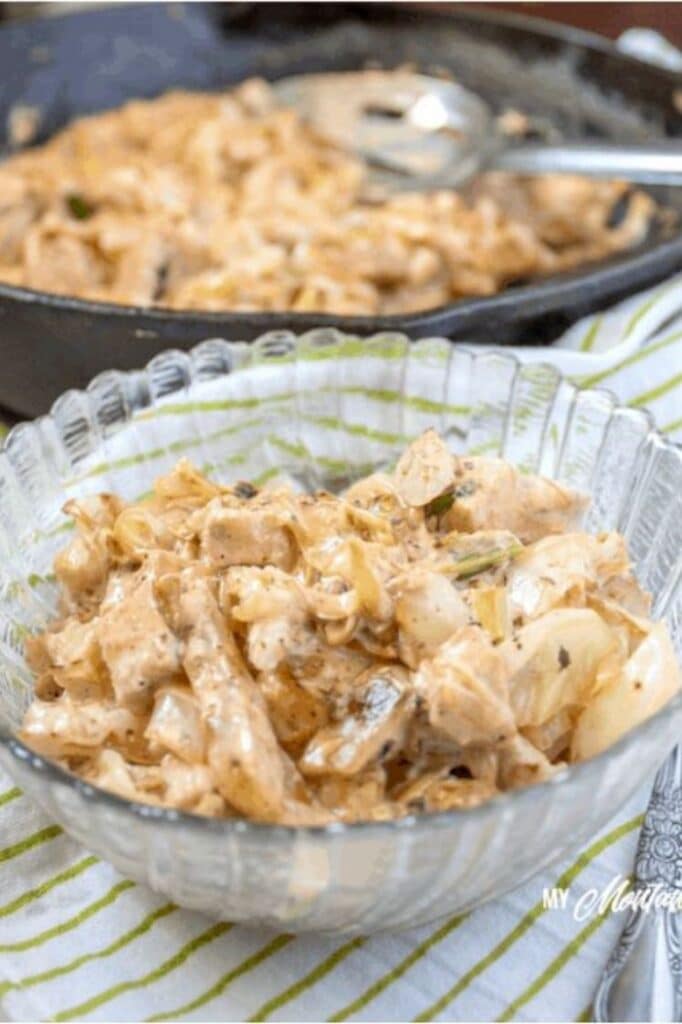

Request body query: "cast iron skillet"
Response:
[0, 2, 681, 416]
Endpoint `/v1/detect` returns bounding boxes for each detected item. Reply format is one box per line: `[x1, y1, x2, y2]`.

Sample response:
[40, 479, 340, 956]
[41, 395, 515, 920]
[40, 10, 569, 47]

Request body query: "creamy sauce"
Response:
[0, 79, 656, 315]
[20, 432, 680, 823]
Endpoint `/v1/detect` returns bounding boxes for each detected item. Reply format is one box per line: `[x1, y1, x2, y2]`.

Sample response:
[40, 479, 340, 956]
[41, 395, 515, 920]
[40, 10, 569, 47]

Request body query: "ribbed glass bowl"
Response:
[0, 331, 681, 935]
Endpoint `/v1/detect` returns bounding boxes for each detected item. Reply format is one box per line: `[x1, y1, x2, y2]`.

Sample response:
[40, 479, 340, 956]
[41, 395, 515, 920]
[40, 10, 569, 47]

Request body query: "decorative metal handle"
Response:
[495, 142, 682, 186]
[593, 745, 682, 1022]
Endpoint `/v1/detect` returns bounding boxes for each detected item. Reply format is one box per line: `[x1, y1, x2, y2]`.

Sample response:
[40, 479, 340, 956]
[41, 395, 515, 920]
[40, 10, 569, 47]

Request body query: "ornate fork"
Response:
[594, 744, 682, 1022]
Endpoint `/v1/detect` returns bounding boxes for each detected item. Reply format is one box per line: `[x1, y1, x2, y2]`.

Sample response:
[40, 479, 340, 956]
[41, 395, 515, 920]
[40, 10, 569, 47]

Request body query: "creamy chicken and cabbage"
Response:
[20, 431, 681, 824]
[0, 79, 657, 315]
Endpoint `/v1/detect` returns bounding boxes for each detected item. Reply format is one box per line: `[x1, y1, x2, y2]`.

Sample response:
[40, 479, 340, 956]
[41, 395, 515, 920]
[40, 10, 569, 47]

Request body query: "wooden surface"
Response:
[2, 3, 680, 46]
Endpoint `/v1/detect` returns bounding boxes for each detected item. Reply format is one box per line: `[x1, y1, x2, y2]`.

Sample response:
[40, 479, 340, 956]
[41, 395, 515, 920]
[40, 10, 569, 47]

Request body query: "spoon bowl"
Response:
[273, 70, 682, 192]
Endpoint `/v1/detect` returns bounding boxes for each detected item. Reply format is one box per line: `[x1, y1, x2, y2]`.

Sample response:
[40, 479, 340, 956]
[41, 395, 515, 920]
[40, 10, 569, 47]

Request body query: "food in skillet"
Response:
[0, 79, 657, 315]
[20, 431, 681, 824]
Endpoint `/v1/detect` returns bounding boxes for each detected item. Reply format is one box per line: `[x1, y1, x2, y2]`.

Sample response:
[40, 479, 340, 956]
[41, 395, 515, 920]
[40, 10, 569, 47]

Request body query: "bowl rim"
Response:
[1, 336, 680, 841]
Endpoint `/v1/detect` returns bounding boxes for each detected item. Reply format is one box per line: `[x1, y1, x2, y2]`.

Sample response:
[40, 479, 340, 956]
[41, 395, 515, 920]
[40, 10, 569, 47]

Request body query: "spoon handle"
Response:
[495, 142, 682, 186]
[593, 744, 682, 1022]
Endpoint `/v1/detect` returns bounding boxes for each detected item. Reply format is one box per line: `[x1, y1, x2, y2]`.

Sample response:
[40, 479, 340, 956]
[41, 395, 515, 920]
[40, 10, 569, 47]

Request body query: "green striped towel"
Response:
[1, 271, 681, 1022]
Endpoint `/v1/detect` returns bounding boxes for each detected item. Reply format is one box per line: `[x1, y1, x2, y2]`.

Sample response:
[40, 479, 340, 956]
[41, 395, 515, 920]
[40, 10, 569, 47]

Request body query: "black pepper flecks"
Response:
[233, 481, 258, 499]
[407, 797, 426, 813]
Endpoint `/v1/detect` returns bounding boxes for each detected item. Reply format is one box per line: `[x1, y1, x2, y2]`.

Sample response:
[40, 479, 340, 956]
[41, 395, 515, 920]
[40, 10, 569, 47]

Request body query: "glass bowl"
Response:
[0, 331, 680, 935]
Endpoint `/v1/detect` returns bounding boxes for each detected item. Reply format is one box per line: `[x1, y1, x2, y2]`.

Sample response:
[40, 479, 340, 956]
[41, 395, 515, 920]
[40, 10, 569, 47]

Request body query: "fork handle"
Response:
[593, 904, 681, 1021]
[494, 142, 682, 186]
[593, 745, 682, 1021]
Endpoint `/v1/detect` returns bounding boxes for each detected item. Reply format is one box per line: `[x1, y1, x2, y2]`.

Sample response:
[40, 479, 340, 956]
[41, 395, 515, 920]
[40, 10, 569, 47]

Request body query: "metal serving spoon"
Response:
[593, 744, 682, 1022]
[273, 71, 682, 192]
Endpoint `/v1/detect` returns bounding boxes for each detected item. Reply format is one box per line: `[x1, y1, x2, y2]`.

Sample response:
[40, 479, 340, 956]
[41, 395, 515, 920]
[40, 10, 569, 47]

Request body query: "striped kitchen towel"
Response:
[0, 767, 649, 1024]
[0, 271, 681, 1023]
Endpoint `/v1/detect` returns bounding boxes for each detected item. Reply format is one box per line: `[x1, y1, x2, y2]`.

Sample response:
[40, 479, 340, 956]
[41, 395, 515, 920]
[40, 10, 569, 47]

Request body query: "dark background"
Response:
[1, 3, 680, 46]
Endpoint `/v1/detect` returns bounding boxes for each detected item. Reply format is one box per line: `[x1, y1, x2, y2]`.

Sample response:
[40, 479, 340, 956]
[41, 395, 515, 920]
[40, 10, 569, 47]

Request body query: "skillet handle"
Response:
[494, 141, 682, 186]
